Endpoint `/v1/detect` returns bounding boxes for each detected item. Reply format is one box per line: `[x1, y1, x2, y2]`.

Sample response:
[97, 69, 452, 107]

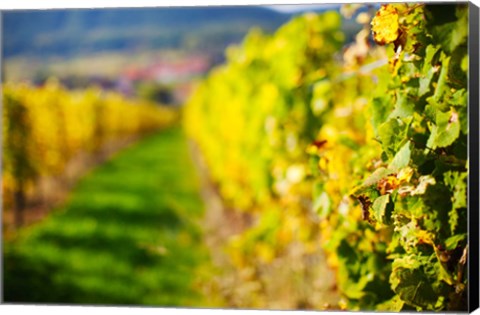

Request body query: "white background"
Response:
[0, 0, 479, 315]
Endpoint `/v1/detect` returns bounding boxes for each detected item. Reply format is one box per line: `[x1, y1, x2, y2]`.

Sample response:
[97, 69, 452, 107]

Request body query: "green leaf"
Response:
[444, 171, 467, 209]
[434, 260, 454, 286]
[426, 55, 450, 112]
[423, 104, 436, 122]
[458, 105, 468, 135]
[378, 118, 407, 158]
[418, 68, 436, 98]
[448, 49, 468, 88]
[428, 5, 468, 53]
[427, 108, 460, 148]
[371, 97, 393, 135]
[389, 94, 415, 119]
[388, 141, 411, 172]
[448, 207, 460, 235]
[443, 171, 467, 234]
[418, 45, 440, 97]
[391, 267, 438, 309]
[461, 55, 468, 72]
[433, 55, 450, 103]
[376, 295, 406, 312]
[435, 109, 461, 147]
[445, 234, 466, 250]
[372, 195, 390, 224]
[450, 89, 467, 107]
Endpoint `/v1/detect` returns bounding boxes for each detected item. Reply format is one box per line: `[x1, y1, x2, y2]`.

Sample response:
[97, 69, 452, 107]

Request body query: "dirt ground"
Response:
[190, 143, 340, 310]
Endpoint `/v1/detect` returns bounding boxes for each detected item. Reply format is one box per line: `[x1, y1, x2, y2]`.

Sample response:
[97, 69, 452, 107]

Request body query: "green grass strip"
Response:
[4, 126, 213, 307]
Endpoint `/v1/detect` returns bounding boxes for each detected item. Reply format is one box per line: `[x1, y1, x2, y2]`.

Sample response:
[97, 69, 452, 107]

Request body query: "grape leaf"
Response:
[418, 45, 440, 97]
[444, 171, 467, 209]
[389, 93, 415, 119]
[388, 141, 411, 172]
[391, 267, 438, 309]
[376, 295, 406, 311]
[458, 105, 468, 135]
[445, 233, 466, 250]
[372, 195, 390, 224]
[363, 167, 390, 187]
[429, 108, 460, 148]
[371, 5, 400, 45]
[427, 5, 468, 54]
[429, 55, 451, 111]
[378, 118, 407, 157]
[371, 97, 393, 135]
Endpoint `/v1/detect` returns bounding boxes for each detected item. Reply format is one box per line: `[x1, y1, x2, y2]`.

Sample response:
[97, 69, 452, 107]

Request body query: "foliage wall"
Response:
[184, 4, 469, 311]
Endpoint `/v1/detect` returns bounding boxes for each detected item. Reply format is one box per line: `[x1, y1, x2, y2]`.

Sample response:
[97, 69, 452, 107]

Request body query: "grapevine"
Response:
[184, 3, 468, 311]
[3, 80, 176, 227]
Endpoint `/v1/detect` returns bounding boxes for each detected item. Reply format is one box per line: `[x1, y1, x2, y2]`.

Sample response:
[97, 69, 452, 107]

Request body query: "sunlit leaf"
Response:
[372, 195, 390, 224]
[371, 5, 401, 45]
[388, 141, 411, 172]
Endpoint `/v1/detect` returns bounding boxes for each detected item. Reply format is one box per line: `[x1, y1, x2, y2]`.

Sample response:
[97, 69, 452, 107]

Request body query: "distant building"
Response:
[124, 55, 210, 84]
[121, 55, 212, 105]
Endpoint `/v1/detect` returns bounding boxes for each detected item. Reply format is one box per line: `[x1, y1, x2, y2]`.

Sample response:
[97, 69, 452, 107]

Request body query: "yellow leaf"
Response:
[371, 5, 400, 45]
[397, 166, 414, 184]
[415, 229, 434, 246]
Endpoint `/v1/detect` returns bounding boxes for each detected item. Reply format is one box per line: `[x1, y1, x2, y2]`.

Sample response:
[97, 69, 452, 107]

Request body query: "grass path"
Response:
[4, 126, 214, 306]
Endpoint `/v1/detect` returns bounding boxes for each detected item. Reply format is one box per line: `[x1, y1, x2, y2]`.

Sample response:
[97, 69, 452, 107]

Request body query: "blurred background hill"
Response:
[2, 5, 361, 104]
[3, 6, 289, 58]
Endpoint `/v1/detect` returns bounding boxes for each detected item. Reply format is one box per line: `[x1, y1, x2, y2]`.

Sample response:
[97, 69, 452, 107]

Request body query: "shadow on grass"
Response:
[3, 126, 210, 306]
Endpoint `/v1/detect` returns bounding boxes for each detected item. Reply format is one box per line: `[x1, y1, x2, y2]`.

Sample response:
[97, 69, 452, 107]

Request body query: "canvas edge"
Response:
[468, 1, 480, 313]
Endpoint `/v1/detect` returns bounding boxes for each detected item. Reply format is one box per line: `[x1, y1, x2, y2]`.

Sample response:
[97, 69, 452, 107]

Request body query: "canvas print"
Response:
[1, 2, 475, 312]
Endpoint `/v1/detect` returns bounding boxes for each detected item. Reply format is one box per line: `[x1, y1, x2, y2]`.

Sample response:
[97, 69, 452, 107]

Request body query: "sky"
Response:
[0, 0, 372, 10]
[266, 4, 339, 13]
[1, 0, 477, 10]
